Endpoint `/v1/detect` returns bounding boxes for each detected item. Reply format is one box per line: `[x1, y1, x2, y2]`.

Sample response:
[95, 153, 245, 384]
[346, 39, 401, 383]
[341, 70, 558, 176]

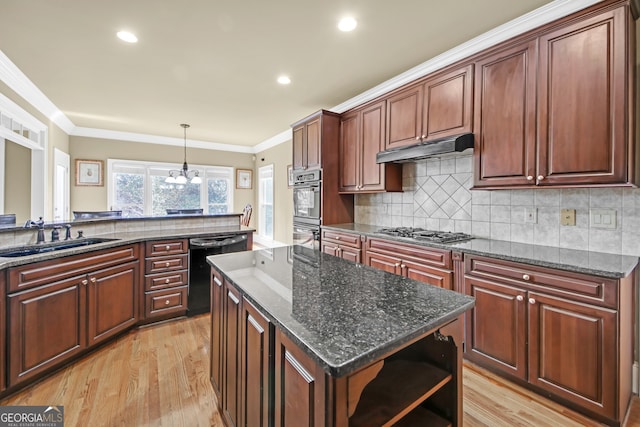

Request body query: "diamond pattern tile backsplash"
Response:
[354, 153, 640, 256]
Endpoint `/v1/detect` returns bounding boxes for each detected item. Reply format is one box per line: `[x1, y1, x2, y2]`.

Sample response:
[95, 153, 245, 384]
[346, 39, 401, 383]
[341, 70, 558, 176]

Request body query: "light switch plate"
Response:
[524, 207, 537, 224]
[560, 209, 576, 226]
[590, 208, 617, 229]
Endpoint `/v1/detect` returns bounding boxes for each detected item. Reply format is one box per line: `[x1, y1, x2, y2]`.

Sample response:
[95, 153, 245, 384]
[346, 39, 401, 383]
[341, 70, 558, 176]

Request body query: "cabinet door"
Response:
[292, 124, 305, 170]
[360, 101, 387, 191]
[8, 276, 86, 386]
[274, 330, 326, 427]
[473, 40, 537, 188]
[321, 242, 340, 257]
[464, 276, 527, 380]
[402, 260, 453, 290]
[87, 261, 138, 347]
[242, 298, 271, 427]
[528, 291, 617, 418]
[339, 110, 360, 192]
[211, 270, 224, 399]
[340, 247, 361, 263]
[305, 116, 322, 170]
[423, 64, 473, 141]
[386, 84, 423, 149]
[223, 281, 242, 427]
[537, 7, 628, 186]
[364, 251, 401, 275]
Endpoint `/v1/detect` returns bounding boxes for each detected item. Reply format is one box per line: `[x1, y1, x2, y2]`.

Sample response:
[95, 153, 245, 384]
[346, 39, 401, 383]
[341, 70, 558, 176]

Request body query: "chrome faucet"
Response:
[63, 224, 72, 240]
[24, 217, 46, 244]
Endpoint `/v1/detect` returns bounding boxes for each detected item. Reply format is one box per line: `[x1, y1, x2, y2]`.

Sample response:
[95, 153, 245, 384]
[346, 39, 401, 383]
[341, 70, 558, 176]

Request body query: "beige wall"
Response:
[255, 140, 293, 244]
[4, 140, 31, 221]
[69, 136, 255, 216]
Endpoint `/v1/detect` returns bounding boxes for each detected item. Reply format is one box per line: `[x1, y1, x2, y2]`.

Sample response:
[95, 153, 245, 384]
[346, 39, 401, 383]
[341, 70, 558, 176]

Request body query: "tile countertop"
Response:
[322, 223, 639, 279]
[208, 245, 475, 377]
[0, 225, 254, 269]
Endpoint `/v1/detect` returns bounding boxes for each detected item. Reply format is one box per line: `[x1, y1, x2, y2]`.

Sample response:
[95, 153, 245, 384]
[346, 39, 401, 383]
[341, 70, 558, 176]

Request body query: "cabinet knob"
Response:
[516, 295, 524, 302]
[537, 175, 544, 181]
[529, 298, 536, 305]
[400, 264, 406, 269]
[165, 300, 170, 305]
[421, 135, 426, 139]
[415, 136, 421, 141]
[336, 236, 340, 240]
[526, 175, 534, 181]
[395, 263, 400, 267]
[90, 277, 97, 283]
[81, 279, 88, 286]
[165, 278, 170, 284]
[522, 274, 530, 281]
[165, 245, 171, 251]
[165, 262, 171, 267]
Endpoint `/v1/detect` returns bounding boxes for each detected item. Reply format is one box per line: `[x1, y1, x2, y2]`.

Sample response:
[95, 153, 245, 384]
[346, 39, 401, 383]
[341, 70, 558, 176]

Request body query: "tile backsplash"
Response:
[355, 154, 640, 256]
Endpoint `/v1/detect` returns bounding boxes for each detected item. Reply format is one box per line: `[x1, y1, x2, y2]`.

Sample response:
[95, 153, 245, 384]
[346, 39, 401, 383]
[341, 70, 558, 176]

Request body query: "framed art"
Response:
[236, 168, 253, 189]
[76, 159, 103, 186]
[287, 164, 294, 188]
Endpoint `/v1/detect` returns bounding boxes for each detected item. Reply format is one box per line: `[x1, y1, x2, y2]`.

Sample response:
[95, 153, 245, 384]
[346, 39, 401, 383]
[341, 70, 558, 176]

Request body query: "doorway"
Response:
[258, 165, 273, 240]
[53, 148, 70, 221]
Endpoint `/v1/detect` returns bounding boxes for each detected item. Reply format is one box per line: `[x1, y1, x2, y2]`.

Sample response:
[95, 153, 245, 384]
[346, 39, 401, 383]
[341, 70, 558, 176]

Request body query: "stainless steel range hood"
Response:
[376, 133, 474, 163]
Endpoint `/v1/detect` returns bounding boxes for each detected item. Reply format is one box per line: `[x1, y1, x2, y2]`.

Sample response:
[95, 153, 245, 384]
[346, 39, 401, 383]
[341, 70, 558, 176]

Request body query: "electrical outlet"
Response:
[560, 209, 576, 226]
[524, 207, 537, 224]
[590, 208, 617, 229]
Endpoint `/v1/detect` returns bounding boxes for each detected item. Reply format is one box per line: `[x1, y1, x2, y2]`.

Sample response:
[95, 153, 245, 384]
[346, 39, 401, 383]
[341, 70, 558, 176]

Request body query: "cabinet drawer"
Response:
[321, 230, 361, 248]
[8, 244, 139, 293]
[145, 239, 188, 257]
[145, 286, 188, 318]
[365, 238, 451, 269]
[145, 254, 188, 274]
[145, 270, 188, 291]
[465, 255, 617, 308]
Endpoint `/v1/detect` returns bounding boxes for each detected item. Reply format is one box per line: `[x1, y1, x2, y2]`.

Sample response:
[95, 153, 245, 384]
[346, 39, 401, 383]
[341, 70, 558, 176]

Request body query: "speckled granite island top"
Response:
[207, 245, 475, 377]
[322, 223, 639, 278]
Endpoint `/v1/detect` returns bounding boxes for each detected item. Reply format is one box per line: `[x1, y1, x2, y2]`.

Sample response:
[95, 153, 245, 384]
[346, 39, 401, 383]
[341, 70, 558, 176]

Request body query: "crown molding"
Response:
[0, 0, 604, 151]
[330, 0, 602, 113]
[72, 127, 254, 153]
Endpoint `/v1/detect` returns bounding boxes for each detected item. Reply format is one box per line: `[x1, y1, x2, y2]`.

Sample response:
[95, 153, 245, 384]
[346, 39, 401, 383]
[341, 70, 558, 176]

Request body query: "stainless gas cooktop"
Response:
[376, 227, 474, 244]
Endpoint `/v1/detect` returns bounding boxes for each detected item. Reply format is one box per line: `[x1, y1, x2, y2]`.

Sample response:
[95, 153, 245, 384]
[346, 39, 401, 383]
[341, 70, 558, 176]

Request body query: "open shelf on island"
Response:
[394, 406, 452, 427]
[349, 359, 452, 427]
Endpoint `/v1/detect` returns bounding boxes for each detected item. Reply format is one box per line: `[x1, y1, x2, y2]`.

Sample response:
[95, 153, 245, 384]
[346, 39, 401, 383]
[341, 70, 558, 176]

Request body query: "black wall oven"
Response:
[293, 169, 321, 250]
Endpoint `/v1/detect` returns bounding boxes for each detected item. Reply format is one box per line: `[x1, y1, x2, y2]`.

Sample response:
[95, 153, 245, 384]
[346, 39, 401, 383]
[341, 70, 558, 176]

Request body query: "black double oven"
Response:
[292, 169, 321, 250]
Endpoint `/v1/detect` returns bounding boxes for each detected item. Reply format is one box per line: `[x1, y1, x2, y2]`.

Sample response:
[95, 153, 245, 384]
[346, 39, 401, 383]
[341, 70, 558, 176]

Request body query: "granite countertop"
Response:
[0, 225, 254, 269]
[207, 245, 475, 377]
[322, 223, 639, 279]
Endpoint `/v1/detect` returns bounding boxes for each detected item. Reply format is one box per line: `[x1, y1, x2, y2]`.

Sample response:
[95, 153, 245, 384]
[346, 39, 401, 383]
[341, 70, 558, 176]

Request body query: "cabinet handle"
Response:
[165, 262, 171, 267]
[165, 278, 171, 284]
[81, 279, 88, 286]
[526, 175, 534, 181]
[213, 277, 222, 286]
[165, 245, 171, 251]
[165, 300, 171, 305]
[90, 277, 97, 283]
[529, 298, 536, 305]
[516, 295, 524, 302]
[522, 274, 530, 281]
[537, 175, 544, 181]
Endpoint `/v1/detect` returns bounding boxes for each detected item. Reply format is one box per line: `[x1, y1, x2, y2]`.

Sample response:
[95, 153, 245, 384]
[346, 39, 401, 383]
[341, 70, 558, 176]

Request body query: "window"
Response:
[108, 159, 233, 216]
[258, 165, 273, 239]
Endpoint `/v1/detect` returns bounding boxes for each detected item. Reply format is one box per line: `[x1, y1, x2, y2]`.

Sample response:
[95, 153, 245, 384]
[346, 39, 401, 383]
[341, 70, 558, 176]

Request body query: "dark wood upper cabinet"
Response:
[475, 3, 635, 188]
[473, 40, 538, 187]
[385, 64, 473, 150]
[292, 111, 331, 171]
[339, 101, 402, 193]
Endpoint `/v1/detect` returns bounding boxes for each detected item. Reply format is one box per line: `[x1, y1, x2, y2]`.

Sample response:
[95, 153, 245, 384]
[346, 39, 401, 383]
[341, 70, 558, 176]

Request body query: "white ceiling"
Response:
[0, 0, 576, 150]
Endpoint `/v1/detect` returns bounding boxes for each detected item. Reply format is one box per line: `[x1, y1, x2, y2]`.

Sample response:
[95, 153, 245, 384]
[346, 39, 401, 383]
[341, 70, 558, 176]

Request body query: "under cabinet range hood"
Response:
[376, 133, 474, 163]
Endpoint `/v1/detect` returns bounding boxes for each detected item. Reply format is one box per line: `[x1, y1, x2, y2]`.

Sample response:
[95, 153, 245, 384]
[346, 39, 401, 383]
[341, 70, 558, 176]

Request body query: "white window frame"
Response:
[258, 164, 274, 240]
[107, 159, 233, 216]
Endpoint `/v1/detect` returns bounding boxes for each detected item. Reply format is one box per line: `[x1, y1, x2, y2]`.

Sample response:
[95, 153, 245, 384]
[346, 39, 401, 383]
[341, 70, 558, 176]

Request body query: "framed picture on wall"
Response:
[287, 164, 294, 188]
[76, 159, 103, 186]
[236, 168, 253, 189]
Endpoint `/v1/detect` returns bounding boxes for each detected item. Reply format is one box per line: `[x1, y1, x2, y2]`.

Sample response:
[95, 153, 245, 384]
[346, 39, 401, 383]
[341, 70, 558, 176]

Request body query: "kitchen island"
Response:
[208, 245, 475, 427]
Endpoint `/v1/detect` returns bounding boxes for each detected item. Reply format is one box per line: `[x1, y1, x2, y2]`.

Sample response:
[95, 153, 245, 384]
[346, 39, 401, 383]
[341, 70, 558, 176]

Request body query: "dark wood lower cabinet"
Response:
[242, 299, 271, 427]
[464, 254, 634, 425]
[223, 281, 242, 427]
[210, 270, 224, 401]
[365, 248, 453, 289]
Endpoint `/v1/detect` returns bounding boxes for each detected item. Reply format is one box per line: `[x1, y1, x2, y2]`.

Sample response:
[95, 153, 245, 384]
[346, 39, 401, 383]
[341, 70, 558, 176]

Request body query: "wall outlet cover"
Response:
[590, 208, 617, 229]
[524, 207, 537, 224]
[560, 209, 576, 226]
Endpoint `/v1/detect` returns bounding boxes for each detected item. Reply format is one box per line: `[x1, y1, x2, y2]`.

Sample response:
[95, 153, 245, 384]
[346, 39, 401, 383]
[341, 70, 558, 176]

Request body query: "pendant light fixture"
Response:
[166, 123, 202, 184]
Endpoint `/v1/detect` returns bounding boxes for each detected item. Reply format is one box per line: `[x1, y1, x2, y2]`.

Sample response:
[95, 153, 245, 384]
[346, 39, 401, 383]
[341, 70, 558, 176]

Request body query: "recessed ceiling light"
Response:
[277, 75, 291, 85]
[338, 17, 357, 32]
[117, 31, 138, 43]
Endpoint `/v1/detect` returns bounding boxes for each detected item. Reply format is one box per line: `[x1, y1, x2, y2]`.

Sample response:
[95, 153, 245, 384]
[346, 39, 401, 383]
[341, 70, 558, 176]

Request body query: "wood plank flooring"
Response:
[1, 314, 638, 426]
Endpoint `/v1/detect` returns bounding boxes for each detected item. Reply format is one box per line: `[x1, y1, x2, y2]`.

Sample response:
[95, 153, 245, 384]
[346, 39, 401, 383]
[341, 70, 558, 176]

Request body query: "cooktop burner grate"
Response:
[376, 227, 474, 243]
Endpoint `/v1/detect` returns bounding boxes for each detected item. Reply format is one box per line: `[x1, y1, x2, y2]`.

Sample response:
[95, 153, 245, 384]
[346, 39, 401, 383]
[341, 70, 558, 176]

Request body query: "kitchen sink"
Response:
[0, 237, 120, 258]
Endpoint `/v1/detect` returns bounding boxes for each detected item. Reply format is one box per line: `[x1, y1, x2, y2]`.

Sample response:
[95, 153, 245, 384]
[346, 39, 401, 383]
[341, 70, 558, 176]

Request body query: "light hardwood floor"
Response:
[1, 314, 638, 426]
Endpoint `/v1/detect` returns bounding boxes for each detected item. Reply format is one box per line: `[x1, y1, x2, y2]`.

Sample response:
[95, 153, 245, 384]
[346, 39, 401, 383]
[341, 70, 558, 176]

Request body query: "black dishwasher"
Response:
[188, 234, 248, 316]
